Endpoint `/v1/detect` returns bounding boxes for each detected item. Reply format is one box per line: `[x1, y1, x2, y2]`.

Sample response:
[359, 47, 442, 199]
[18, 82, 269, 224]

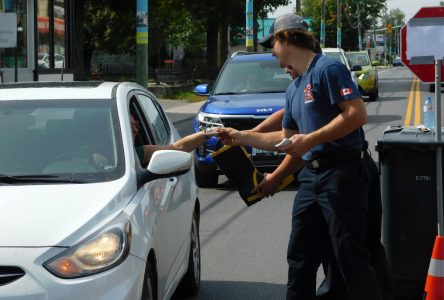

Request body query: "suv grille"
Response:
[0, 266, 25, 286]
[221, 117, 266, 131]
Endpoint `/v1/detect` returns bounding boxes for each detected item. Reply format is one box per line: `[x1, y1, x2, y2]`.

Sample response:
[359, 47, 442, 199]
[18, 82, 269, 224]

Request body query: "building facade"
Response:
[0, 0, 83, 83]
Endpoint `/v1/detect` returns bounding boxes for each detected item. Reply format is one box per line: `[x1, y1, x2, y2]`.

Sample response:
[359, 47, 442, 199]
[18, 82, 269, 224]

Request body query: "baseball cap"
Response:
[258, 13, 308, 49]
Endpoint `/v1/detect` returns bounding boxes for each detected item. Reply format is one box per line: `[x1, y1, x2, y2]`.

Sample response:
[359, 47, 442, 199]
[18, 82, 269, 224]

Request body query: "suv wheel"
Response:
[194, 163, 218, 187]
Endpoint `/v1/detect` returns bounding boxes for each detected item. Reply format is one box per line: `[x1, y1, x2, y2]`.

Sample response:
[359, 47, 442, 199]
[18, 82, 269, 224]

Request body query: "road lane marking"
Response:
[414, 77, 421, 126]
[404, 77, 421, 126]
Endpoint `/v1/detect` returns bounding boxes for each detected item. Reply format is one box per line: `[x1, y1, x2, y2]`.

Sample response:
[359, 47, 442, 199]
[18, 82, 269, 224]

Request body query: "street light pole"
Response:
[136, 0, 148, 87]
[246, 0, 254, 52]
[337, 0, 341, 48]
[357, 1, 362, 51]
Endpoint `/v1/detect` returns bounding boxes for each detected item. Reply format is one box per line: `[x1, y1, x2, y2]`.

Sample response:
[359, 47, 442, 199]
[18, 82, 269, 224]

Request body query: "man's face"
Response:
[271, 37, 289, 69]
[130, 114, 139, 140]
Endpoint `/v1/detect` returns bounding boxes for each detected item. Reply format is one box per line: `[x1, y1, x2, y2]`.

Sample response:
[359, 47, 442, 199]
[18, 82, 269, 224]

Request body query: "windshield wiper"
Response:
[259, 90, 285, 93]
[0, 174, 86, 184]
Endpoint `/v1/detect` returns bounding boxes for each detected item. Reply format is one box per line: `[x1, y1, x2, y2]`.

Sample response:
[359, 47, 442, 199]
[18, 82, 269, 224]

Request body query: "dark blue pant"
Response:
[316, 152, 394, 300]
[286, 158, 382, 300]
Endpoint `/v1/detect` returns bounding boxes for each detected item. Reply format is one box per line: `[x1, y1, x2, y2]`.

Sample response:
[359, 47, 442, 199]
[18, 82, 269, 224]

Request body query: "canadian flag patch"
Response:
[340, 88, 353, 96]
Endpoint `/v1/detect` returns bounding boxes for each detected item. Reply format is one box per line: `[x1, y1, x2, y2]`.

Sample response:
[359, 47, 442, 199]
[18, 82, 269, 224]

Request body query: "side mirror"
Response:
[372, 60, 381, 66]
[351, 65, 362, 72]
[138, 150, 192, 184]
[193, 84, 209, 96]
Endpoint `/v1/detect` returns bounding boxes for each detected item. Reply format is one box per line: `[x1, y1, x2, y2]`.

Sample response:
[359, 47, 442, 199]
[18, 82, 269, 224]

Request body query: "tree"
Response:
[300, 0, 385, 50]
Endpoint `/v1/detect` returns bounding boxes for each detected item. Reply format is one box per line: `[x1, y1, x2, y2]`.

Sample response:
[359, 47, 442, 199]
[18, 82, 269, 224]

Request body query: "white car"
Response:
[322, 47, 361, 87]
[38, 53, 66, 68]
[0, 81, 200, 299]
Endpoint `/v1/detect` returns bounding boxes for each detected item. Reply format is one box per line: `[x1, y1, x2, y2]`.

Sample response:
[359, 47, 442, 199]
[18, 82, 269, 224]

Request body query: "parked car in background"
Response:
[392, 56, 403, 66]
[346, 50, 379, 101]
[192, 52, 291, 187]
[322, 47, 361, 87]
[0, 81, 200, 300]
[38, 53, 65, 68]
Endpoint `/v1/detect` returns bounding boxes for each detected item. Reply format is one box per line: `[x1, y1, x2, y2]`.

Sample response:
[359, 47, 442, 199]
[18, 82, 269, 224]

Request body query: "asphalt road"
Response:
[168, 66, 433, 299]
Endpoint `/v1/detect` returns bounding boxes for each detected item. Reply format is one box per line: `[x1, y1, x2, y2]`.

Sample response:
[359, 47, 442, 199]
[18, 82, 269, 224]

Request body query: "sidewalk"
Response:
[158, 99, 205, 125]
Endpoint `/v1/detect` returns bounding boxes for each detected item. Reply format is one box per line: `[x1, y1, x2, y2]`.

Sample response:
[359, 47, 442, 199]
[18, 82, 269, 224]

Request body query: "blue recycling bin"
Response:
[376, 126, 441, 299]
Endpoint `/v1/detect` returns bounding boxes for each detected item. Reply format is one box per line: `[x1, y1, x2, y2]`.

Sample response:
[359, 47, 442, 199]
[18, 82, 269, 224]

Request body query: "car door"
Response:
[135, 93, 194, 297]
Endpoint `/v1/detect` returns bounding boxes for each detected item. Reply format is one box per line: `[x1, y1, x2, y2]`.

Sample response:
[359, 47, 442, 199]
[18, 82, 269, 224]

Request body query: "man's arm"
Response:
[142, 131, 207, 164]
[250, 109, 284, 133]
[253, 154, 303, 197]
[278, 98, 367, 156]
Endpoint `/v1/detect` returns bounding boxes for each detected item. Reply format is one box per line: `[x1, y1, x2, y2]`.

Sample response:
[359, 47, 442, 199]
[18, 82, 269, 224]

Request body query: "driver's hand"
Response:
[92, 153, 109, 169]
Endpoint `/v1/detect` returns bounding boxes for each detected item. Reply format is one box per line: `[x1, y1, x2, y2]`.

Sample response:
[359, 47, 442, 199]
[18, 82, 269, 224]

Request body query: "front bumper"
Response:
[0, 247, 145, 300]
[358, 77, 377, 95]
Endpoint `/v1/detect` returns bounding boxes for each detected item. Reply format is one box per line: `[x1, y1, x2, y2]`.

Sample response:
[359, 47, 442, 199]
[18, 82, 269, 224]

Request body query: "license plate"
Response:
[251, 148, 279, 156]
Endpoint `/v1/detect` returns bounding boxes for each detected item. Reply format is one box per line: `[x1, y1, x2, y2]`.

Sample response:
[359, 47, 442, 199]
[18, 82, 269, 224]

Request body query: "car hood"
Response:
[201, 93, 286, 116]
[0, 181, 131, 247]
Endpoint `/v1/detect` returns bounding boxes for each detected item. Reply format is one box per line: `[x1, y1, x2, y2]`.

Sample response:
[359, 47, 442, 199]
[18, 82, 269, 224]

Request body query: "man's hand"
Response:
[275, 133, 312, 158]
[252, 173, 281, 198]
[216, 127, 242, 146]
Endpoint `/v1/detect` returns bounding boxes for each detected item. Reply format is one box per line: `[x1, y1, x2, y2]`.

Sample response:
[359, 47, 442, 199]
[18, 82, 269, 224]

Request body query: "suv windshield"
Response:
[0, 99, 124, 183]
[347, 53, 370, 67]
[213, 58, 292, 95]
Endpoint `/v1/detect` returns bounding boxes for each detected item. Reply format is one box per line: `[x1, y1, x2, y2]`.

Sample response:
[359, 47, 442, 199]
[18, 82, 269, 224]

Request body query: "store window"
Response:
[37, 0, 66, 69]
[0, 0, 28, 69]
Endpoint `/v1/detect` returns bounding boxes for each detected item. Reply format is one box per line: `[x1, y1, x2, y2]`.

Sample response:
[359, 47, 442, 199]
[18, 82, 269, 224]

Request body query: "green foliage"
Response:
[301, 0, 385, 50]
[83, 0, 136, 55]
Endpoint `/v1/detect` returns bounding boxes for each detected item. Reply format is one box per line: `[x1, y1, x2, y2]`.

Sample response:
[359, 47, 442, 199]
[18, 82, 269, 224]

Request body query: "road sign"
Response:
[401, 6, 444, 83]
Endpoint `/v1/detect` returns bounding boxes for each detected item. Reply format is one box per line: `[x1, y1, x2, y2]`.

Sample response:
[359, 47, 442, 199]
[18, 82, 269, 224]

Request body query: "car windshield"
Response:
[347, 53, 370, 67]
[0, 99, 124, 183]
[213, 58, 292, 95]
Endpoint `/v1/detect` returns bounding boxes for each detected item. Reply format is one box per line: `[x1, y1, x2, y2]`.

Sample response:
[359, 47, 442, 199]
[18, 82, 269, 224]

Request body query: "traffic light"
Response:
[387, 24, 393, 33]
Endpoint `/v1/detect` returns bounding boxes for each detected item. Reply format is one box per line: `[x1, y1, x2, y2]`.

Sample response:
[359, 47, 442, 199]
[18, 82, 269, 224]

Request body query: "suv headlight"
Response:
[44, 212, 131, 278]
[197, 112, 224, 131]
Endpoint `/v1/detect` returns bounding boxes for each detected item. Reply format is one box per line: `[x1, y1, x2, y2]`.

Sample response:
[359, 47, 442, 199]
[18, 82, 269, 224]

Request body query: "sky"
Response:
[269, 0, 442, 21]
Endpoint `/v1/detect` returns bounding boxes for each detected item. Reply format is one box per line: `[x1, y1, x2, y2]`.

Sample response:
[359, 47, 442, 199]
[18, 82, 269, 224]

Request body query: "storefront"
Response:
[0, 0, 80, 83]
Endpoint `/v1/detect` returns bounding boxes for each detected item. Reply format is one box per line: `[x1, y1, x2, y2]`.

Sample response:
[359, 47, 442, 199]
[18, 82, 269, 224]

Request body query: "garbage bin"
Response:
[376, 126, 441, 299]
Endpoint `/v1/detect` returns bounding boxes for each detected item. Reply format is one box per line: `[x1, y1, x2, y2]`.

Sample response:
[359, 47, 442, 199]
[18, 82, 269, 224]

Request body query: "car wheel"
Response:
[194, 163, 218, 187]
[177, 211, 201, 296]
[141, 262, 156, 300]
[369, 86, 379, 102]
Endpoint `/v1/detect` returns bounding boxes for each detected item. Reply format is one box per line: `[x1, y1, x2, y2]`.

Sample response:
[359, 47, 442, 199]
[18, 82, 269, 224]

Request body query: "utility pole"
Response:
[136, 0, 148, 87]
[321, 0, 326, 48]
[357, 1, 362, 51]
[337, 0, 341, 48]
[246, 0, 254, 52]
[296, 0, 301, 14]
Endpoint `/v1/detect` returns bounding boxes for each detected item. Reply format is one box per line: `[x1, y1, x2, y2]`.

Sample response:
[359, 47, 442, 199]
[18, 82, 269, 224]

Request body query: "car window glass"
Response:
[137, 94, 170, 145]
[324, 52, 346, 66]
[213, 58, 291, 94]
[347, 53, 370, 67]
[0, 100, 124, 181]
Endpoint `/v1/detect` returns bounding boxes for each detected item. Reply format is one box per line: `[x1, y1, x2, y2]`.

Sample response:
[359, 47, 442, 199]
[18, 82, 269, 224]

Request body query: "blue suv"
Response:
[193, 52, 291, 187]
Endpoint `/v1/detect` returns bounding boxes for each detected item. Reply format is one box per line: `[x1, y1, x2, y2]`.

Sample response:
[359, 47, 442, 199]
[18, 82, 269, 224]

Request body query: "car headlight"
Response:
[359, 72, 373, 80]
[44, 212, 131, 279]
[197, 112, 224, 131]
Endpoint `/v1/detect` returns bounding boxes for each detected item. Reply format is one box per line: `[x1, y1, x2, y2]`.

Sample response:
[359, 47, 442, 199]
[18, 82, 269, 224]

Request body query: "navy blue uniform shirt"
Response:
[282, 54, 364, 161]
